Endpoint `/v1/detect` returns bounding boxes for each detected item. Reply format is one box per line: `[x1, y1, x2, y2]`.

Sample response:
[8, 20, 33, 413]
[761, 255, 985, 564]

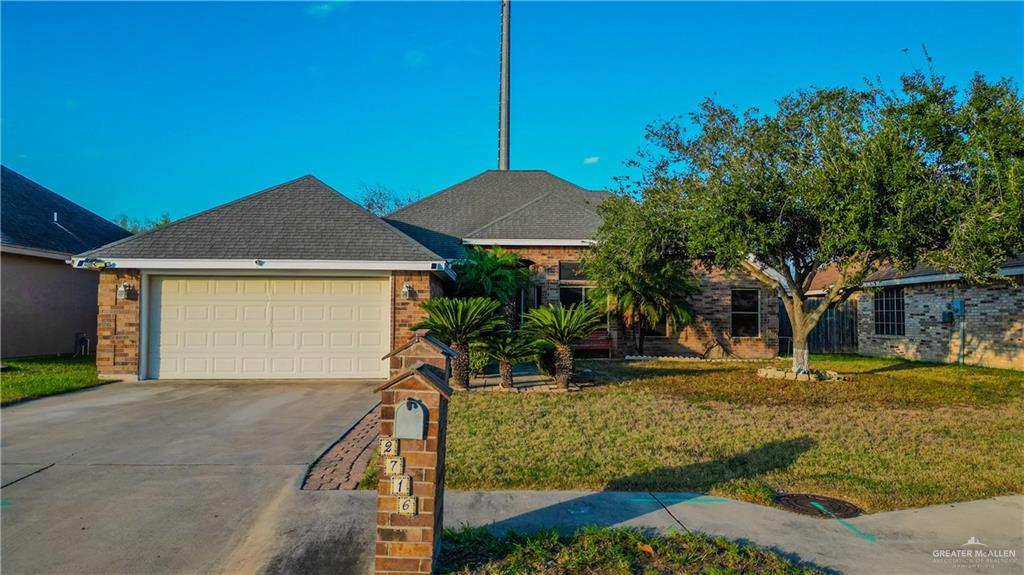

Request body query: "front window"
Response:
[731, 289, 760, 338]
[559, 261, 584, 282]
[873, 287, 905, 336]
[558, 286, 596, 308]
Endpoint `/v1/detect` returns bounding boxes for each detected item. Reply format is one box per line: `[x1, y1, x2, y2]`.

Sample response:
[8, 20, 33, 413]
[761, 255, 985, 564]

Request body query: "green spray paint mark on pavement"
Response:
[809, 501, 876, 543]
[1, 501, 11, 507]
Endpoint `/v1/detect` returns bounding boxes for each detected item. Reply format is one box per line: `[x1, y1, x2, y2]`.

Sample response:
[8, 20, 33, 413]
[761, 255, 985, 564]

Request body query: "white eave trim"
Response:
[463, 238, 593, 246]
[70, 258, 451, 273]
[863, 266, 1024, 287]
[1, 243, 72, 260]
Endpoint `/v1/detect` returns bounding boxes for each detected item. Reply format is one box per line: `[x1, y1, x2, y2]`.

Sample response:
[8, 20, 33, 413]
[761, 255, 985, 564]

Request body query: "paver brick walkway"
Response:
[302, 405, 379, 490]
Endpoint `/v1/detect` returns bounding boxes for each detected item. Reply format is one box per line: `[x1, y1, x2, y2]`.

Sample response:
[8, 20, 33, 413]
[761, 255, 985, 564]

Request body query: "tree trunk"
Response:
[499, 360, 514, 389]
[783, 295, 814, 374]
[502, 300, 516, 329]
[450, 342, 471, 389]
[553, 345, 574, 390]
[633, 312, 644, 356]
[791, 327, 810, 373]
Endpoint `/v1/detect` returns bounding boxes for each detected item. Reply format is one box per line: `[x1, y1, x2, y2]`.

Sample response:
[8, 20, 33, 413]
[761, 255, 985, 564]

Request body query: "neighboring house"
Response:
[386, 169, 778, 359]
[1, 166, 131, 358]
[73, 170, 778, 381]
[855, 258, 1024, 370]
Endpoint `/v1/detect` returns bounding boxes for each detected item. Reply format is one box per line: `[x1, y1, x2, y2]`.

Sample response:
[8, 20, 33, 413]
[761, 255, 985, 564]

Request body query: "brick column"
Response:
[96, 269, 142, 381]
[374, 344, 453, 575]
[382, 329, 455, 379]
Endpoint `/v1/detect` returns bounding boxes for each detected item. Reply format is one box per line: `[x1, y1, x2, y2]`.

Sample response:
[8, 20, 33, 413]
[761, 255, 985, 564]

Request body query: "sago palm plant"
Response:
[523, 303, 605, 389]
[413, 297, 504, 389]
[453, 246, 531, 303]
[474, 333, 537, 389]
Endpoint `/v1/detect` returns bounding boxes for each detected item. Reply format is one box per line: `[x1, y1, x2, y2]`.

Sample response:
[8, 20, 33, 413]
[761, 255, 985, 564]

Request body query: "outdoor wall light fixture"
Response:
[401, 282, 414, 300]
[116, 282, 136, 300]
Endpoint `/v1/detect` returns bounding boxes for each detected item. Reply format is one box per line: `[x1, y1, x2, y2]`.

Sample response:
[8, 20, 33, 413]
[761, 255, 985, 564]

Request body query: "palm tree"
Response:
[595, 286, 693, 356]
[413, 297, 504, 389]
[523, 303, 605, 390]
[474, 334, 537, 389]
[453, 247, 531, 323]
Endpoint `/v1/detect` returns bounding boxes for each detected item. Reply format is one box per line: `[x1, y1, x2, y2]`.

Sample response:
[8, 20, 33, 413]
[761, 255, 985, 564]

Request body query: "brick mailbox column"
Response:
[374, 332, 454, 575]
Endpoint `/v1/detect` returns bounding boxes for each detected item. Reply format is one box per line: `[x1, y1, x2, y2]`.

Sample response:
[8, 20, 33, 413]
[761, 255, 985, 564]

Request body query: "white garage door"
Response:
[147, 276, 391, 379]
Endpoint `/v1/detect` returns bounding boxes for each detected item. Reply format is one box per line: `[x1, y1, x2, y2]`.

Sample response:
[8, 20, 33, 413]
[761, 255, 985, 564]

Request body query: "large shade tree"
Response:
[584, 188, 696, 356]
[628, 72, 1023, 372]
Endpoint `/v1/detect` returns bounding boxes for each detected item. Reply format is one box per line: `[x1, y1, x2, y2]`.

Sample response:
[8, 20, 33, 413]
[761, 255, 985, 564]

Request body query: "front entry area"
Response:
[145, 276, 391, 379]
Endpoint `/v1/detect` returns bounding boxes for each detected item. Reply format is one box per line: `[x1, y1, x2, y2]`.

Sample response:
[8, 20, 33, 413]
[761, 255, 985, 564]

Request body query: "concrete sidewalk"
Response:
[241, 490, 1023, 575]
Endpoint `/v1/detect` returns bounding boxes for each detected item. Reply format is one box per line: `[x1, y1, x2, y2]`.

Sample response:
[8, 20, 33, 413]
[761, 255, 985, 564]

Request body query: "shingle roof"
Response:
[1, 166, 131, 255]
[865, 254, 1024, 283]
[384, 170, 610, 258]
[80, 175, 442, 261]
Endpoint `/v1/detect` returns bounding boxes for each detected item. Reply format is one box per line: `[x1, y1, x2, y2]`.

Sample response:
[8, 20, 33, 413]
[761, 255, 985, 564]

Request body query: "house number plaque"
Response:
[390, 474, 412, 496]
[383, 456, 405, 476]
[379, 436, 399, 457]
[397, 496, 418, 517]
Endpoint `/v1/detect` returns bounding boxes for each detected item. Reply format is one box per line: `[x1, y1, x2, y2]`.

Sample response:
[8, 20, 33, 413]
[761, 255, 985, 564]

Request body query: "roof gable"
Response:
[1, 166, 131, 255]
[384, 170, 609, 258]
[80, 175, 442, 262]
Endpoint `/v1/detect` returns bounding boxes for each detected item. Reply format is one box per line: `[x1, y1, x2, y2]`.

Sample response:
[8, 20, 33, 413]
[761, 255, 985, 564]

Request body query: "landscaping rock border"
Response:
[757, 367, 850, 381]
[625, 355, 771, 363]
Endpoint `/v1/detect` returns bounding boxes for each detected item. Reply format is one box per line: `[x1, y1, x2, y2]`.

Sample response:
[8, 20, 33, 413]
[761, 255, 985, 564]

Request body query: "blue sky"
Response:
[2, 1, 1021, 222]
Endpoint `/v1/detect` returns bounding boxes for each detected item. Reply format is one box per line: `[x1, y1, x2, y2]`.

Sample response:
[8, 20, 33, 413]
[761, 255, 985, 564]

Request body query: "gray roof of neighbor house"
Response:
[864, 254, 1024, 285]
[1, 166, 132, 255]
[384, 170, 611, 259]
[79, 175, 443, 262]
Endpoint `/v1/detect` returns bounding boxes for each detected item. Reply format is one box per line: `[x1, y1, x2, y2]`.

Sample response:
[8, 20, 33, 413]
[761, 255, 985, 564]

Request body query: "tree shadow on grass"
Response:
[457, 438, 830, 573]
[604, 437, 814, 492]
[862, 360, 939, 375]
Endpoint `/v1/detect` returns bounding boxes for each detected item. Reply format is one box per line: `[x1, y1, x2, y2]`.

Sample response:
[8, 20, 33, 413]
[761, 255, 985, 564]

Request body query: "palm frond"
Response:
[412, 297, 505, 346]
[523, 303, 605, 347]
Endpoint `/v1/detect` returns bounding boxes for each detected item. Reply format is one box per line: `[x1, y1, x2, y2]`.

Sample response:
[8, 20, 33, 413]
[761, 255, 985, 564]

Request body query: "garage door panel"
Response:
[148, 276, 390, 379]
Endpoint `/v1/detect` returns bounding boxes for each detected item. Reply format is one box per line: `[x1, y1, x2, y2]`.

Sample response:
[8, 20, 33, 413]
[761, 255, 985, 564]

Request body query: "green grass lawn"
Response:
[439, 526, 817, 574]
[1, 356, 110, 405]
[443, 355, 1024, 513]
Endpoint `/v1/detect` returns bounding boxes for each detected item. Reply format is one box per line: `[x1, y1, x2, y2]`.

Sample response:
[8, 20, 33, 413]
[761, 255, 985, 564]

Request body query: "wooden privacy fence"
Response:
[778, 299, 858, 355]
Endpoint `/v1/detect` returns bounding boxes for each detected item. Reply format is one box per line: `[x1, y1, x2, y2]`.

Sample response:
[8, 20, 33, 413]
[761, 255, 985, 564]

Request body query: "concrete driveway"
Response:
[1, 380, 380, 575]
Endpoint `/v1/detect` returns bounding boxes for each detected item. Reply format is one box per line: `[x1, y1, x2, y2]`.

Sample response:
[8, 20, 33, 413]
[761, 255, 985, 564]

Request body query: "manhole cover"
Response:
[774, 493, 862, 518]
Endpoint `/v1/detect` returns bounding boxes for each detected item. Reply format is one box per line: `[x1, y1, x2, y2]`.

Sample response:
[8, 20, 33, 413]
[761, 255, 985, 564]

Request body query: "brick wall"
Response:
[502, 245, 590, 307]
[641, 268, 779, 359]
[858, 279, 1024, 370]
[494, 246, 778, 359]
[391, 271, 447, 364]
[96, 269, 142, 380]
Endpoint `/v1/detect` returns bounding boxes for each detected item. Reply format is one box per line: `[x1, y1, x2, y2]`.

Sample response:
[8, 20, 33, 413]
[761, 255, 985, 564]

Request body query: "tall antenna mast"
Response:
[497, 0, 511, 170]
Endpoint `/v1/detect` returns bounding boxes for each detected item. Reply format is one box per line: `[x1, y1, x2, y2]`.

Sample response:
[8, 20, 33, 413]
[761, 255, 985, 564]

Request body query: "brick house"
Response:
[855, 257, 1024, 370]
[73, 169, 777, 381]
[386, 169, 778, 359]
